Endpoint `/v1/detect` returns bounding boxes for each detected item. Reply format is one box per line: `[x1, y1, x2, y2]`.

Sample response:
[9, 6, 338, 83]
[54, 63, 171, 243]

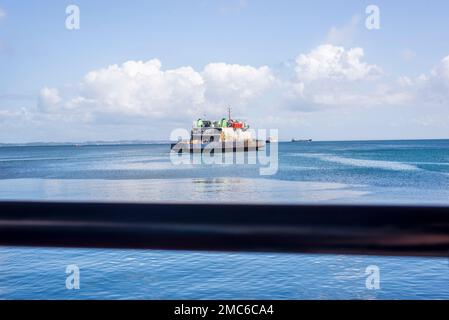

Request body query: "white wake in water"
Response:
[301, 154, 418, 171]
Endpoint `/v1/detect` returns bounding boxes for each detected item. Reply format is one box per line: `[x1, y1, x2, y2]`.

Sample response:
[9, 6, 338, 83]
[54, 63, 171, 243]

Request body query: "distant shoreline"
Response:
[0, 141, 172, 147]
[0, 138, 448, 147]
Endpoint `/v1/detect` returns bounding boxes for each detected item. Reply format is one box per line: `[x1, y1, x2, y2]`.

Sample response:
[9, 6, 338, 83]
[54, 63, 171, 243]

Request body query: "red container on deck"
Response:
[232, 122, 244, 129]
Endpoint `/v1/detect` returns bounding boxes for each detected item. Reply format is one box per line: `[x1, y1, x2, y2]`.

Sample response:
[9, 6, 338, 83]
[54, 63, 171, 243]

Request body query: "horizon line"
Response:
[1, 137, 449, 147]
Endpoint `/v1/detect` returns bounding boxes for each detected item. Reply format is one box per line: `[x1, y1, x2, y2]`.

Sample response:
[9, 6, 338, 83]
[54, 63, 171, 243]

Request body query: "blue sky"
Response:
[1, 0, 449, 142]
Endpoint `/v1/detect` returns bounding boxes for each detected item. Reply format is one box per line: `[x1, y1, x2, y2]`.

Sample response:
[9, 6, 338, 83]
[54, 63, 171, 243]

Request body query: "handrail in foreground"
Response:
[0, 201, 449, 257]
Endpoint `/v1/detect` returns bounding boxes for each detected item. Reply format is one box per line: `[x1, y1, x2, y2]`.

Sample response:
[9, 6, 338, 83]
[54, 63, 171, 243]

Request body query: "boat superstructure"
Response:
[171, 108, 265, 153]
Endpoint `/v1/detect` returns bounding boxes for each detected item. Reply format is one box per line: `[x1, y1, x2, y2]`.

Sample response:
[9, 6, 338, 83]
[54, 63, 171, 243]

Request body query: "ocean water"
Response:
[1, 140, 449, 299]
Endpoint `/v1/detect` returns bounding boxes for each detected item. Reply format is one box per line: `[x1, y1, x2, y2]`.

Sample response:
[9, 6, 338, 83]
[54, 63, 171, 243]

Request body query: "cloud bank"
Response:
[42, 58, 277, 122]
[37, 44, 398, 118]
[1, 43, 449, 142]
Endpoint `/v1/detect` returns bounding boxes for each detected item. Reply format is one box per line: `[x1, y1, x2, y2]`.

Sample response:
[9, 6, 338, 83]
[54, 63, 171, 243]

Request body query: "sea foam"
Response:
[301, 154, 418, 171]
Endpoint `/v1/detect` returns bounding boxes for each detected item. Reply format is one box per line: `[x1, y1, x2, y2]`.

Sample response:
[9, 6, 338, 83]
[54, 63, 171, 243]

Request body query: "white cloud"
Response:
[40, 45, 449, 123]
[202, 63, 276, 105]
[38, 87, 61, 112]
[431, 55, 449, 83]
[396, 55, 449, 104]
[295, 44, 382, 82]
[326, 15, 361, 46]
[35, 45, 419, 122]
[57, 59, 277, 121]
[18, 45, 449, 142]
[68, 59, 205, 118]
[287, 44, 392, 108]
[423, 56, 449, 103]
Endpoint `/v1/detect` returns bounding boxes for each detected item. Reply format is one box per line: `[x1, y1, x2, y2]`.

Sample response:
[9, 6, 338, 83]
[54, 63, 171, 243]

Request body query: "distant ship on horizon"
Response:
[291, 138, 313, 143]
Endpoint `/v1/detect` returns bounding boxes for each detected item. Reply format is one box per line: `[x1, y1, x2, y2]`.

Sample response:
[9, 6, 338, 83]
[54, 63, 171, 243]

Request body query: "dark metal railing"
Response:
[1, 201, 449, 257]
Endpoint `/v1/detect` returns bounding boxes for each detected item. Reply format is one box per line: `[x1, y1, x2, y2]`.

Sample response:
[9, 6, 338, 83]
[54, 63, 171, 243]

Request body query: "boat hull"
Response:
[170, 140, 265, 153]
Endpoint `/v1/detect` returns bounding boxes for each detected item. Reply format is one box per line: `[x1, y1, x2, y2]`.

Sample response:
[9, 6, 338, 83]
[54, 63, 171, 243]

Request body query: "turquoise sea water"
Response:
[1, 140, 449, 299]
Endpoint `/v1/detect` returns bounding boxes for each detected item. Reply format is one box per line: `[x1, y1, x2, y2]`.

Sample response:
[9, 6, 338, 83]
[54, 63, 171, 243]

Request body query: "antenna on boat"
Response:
[228, 106, 231, 120]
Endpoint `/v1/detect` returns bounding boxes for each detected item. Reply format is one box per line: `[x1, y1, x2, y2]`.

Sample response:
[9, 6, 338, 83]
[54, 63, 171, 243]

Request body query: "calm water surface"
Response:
[1, 140, 449, 299]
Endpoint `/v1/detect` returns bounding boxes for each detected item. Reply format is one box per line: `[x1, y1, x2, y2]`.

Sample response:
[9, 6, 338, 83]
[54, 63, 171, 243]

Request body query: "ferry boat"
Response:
[171, 108, 265, 153]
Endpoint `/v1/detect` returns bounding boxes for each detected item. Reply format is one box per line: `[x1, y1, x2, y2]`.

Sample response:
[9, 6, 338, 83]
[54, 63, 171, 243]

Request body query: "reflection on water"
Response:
[0, 178, 368, 203]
